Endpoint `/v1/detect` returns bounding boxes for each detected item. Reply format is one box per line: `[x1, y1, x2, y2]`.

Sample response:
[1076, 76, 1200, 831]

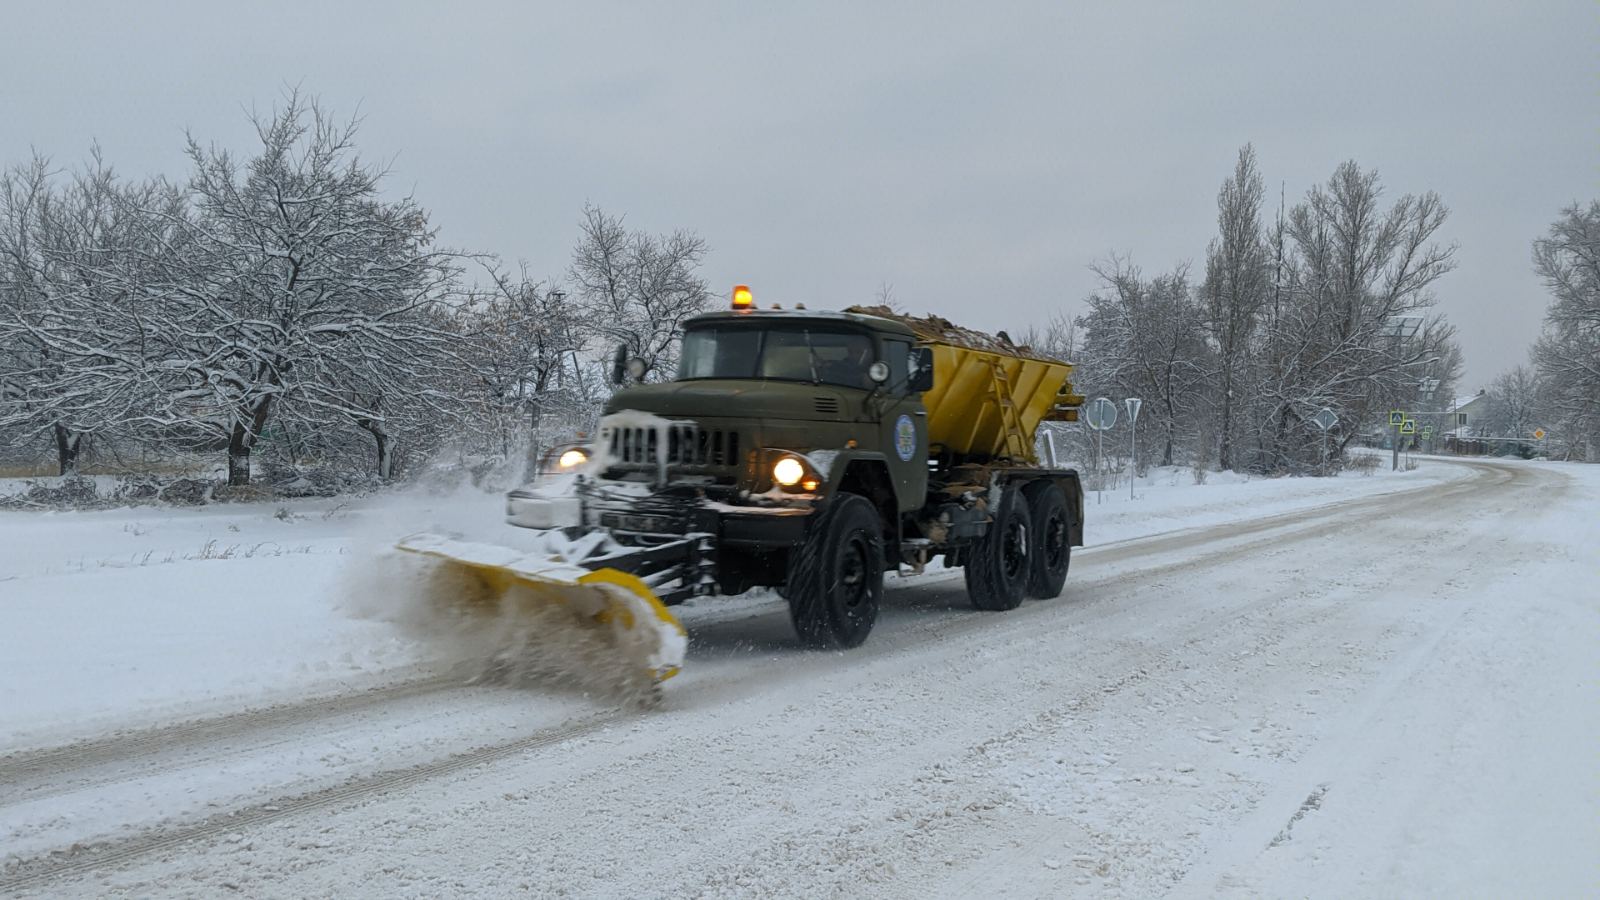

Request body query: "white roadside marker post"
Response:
[1125, 398, 1142, 501]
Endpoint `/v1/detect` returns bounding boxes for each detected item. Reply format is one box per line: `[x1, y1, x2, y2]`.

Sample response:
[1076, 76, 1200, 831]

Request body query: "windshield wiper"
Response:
[802, 329, 820, 385]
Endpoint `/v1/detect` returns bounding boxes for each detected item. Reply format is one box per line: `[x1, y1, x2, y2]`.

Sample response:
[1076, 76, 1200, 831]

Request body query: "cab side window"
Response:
[883, 339, 911, 393]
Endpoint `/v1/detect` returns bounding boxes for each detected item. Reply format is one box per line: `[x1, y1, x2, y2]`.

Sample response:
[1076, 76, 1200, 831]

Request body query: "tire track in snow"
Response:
[0, 673, 456, 802]
[0, 461, 1511, 893]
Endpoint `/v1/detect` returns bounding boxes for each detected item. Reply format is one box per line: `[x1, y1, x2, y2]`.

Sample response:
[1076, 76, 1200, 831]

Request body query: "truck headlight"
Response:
[772, 456, 805, 486]
[541, 444, 591, 474]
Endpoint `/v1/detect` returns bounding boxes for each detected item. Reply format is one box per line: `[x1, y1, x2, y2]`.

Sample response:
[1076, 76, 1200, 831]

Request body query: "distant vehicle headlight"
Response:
[772, 456, 805, 487]
[557, 448, 589, 469]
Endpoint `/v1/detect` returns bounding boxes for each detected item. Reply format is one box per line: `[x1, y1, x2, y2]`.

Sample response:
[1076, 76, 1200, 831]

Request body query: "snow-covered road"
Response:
[2, 457, 1596, 897]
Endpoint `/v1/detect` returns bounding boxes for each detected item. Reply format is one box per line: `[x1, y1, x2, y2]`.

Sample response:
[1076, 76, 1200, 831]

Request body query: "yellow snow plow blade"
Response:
[395, 534, 687, 685]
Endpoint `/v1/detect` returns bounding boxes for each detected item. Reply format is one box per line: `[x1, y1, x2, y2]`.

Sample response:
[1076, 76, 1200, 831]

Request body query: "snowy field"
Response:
[1, 456, 1596, 897]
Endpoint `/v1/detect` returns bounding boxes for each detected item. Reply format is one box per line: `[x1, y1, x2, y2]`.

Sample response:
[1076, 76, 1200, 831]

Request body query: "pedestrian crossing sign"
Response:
[1400, 419, 1416, 435]
[1389, 410, 1405, 426]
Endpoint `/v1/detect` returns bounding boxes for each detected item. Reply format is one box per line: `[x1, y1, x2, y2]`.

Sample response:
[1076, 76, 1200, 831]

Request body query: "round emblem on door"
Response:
[894, 414, 916, 461]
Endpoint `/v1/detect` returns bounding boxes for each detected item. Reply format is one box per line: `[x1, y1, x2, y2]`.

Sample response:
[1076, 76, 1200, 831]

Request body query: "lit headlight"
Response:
[772, 456, 805, 486]
[557, 448, 589, 470]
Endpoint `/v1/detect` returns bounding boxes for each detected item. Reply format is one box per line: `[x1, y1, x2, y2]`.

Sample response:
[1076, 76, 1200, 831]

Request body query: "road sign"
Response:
[1311, 407, 1338, 431]
[1085, 397, 1117, 431]
[1389, 410, 1405, 426]
[1124, 398, 1142, 500]
[1400, 419, 1416, 435]
[1422, 425, 1434, 438]
[1533, 428, 1546, 440]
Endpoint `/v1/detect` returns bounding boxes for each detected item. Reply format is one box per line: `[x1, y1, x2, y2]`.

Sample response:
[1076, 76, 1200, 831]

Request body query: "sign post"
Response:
[1125, 398, 1143, 500]
[1310, 407, 1338, 474]
[1389, 409, 1405, 471]
[1084, 397, 1117, 504]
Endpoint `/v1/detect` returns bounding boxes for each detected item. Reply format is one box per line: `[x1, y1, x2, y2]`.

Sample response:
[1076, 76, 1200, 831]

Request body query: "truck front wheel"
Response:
[787, 493, 883, 648]
[965, 489, 1030, 611]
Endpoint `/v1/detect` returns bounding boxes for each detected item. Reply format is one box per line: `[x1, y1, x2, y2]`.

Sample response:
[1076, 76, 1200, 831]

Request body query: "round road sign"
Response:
[1084, 397, 1117, 431]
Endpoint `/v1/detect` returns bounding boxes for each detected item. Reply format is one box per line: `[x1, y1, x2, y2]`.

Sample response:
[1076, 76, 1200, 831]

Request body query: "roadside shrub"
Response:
[113, 476, 161, 503]
[159, 478, 213, 505]
[1347, 454, 1380, 477]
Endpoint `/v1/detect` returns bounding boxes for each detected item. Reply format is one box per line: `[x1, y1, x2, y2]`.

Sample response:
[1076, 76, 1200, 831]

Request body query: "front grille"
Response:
[582, 481, 700, 535]
[607, 422, 741, 467]
[813, 396, 840, 414]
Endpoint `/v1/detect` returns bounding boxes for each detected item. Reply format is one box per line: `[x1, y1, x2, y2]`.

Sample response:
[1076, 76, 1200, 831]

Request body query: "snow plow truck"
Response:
[400, 287, 1085, 688]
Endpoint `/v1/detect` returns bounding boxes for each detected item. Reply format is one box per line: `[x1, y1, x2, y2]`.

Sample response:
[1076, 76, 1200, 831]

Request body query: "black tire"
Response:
[786, 493, 884, 648]
[964, 488, 1030, 611]
[1023, 481, 1071, 599]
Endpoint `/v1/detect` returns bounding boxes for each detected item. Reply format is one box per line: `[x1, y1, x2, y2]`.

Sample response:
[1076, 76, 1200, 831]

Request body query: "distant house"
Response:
[1442, 390, 1511, 455]
[1447, 390, 1490, 438]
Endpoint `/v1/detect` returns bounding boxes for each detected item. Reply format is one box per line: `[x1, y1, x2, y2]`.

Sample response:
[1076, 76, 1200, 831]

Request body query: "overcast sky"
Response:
[4, 1, 1593, 387]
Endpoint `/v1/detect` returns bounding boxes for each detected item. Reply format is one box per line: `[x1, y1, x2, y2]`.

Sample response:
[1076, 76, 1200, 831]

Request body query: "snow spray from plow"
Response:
[394, 533, 687, 697]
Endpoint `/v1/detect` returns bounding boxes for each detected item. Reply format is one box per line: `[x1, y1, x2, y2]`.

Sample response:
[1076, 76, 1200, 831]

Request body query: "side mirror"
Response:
[908, 347, 934, 392]
[612, 344, 650, 385]
[611, 344, 628, 385]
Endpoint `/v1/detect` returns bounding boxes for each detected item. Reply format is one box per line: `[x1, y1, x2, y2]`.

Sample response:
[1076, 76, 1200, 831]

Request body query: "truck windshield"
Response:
[678, 326, 875, 389]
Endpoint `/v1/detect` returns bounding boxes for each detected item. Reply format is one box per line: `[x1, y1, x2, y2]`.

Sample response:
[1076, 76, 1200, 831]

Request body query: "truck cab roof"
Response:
[686, 308, 918, 341]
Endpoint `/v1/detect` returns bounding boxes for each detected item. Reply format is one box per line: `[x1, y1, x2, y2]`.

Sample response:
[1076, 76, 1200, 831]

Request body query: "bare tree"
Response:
[453, 264, 592, 466]
[1076, 258, 1212, 467]
[132, 93, 462, 485]
[1016, 311, 1076, 362]
[1249, 160, 1456, 470]
[0, 153, 184, 474]
[570, 205, 710, 382]
[1482, 363, 1541, 440]
[1201, 145, 1271, 471]
[1531, 201, 1600, 458]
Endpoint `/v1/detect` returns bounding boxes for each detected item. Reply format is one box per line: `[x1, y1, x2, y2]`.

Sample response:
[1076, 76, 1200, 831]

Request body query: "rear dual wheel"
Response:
[1024, 481, 1071, 599]
[965, 490, 1031, 611]
[965, 480, 1072, 611]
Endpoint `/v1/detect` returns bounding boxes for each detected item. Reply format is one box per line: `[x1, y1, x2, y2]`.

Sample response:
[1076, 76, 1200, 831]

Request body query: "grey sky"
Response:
[4, 1, 1593, 388]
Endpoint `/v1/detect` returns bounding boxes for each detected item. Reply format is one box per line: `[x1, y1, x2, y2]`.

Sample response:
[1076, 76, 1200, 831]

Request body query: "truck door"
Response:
[878, 338, 928, 513]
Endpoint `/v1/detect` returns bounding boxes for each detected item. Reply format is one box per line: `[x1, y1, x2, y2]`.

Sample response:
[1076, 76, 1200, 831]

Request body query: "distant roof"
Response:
[1451, 395, 1487, 410]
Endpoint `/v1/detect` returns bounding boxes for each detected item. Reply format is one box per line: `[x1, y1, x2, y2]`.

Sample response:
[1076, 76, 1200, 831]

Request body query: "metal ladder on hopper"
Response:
[987, 358, 1032, 461]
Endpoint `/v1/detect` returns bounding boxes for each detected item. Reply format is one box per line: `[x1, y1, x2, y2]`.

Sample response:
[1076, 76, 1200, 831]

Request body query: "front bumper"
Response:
[505, 481, 814, 603]
[506, 490, 580, 529]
